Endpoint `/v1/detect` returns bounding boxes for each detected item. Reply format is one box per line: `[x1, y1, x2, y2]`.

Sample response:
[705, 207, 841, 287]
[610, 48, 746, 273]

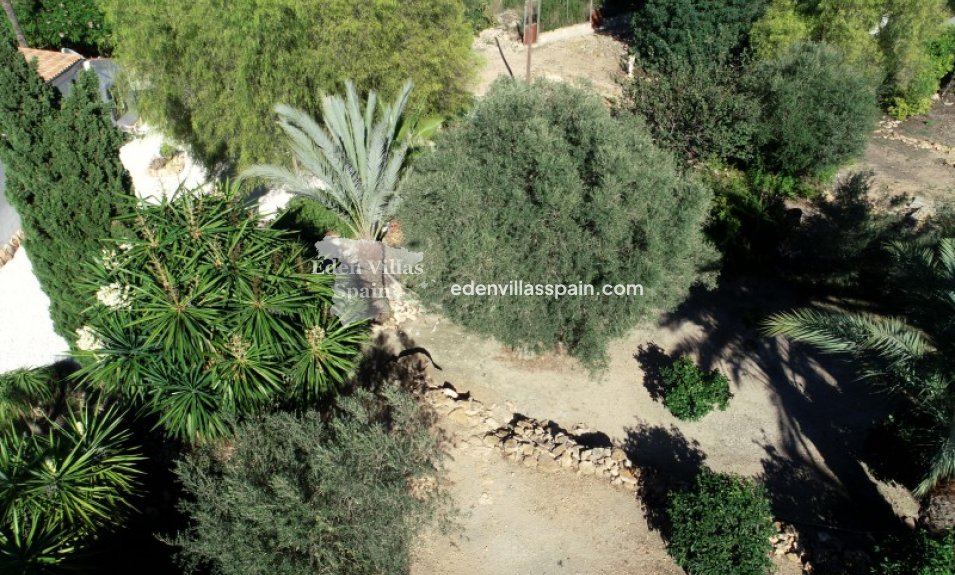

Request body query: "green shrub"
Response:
[399, 79, 717, 367]
[749, 0, 811, 60]
[103, 0, 475, 167]
[873, 527, 955, 575]
[7, 0, 112, 55]
[703, 165, 787, 271]
[660, 356, 732, 421]
[887, 26, 955, 120]
[631, 0, 768, 67]
[504, 0, 592, 31]
[272, 196, 353, 246]
[76, 185, 366, 443]
[463, 0, 493, 32]
[172, 386, 449, 575]
[667, 469, 775, 575]
[749, 42, 880, 177]
[623, 55, 761, 164]
[0, 403, 142, 570]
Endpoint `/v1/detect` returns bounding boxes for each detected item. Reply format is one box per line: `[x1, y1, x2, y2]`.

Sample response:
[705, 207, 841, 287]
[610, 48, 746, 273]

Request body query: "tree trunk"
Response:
[920, 478, 955, 533]
[1, 0, 28, 48]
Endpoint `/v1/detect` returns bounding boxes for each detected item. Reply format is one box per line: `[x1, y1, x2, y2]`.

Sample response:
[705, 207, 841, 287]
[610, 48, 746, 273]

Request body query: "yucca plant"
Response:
[0, 403, 142, 571]
[242, 80, 414, 241]
[0, 367, 58, 431]
[74, 183, 367, 443]
[765, 237, 955, 530]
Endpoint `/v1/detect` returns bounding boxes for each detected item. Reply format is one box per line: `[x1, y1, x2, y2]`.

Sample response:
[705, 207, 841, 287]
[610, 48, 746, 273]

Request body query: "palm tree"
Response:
[1, 0, 28, 48]
[242, 80, 414, 242]
[765, 238, 955, 531]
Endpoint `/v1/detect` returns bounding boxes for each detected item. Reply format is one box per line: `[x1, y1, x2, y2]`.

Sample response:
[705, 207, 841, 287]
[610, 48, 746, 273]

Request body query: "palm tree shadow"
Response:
[655, 276, 900, 530]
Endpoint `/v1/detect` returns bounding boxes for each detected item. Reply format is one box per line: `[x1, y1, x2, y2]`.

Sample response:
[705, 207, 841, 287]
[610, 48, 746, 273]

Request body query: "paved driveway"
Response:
[0, 162, 20, 245]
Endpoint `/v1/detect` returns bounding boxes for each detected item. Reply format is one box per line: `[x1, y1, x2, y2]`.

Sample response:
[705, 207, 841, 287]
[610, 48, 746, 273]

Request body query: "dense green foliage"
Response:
[503, 0, 592, 30]
[75, 186, 366, 442]
[625, 42, 878, 179]
[0, 41, 130, 343]
[631, 0, 768, 66]
[172, 387, 448, 575]
[5, 0, 111, 55]
[749, 42, 880, 176]
[0, 402, 142, 570]
[703, 166, 788, 270]
[766, 237, 955, 498]
[102, 0, 475, 167]
[667, 469, 775, 575]
[272, 196, 353, 246]
[0, 366, 58, 429]
[873, 528, 955, 575]
[399, 79, 717, 366]
[243, 81, 412, 241]
[462, 0, 493, 32]
[623, 56, 761, 164]
[660, 356, 732, 421]
[751, 0, 953, 119]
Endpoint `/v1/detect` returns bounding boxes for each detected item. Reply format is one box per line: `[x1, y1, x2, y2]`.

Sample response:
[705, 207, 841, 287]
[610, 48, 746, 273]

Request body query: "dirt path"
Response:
[843, 95, 955, 206]
[473, 27, 628, 99]
[399, 279, 917, 532]
[412, 442, 681, 575]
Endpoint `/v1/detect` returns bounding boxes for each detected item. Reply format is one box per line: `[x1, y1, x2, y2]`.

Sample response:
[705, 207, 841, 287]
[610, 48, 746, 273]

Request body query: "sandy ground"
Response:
[473, 26, 628, 99]
[0, 248, 69, 372]
[842, 94, 955, 205]
[405, 278, 917, 574]
[412, 443, 682, 575]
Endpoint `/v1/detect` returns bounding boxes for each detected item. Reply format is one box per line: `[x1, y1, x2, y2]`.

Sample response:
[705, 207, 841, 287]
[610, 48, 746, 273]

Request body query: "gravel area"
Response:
[0, 248, 69, 372]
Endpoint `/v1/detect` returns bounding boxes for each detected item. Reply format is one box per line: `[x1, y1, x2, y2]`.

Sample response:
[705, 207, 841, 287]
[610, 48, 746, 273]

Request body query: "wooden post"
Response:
[524, 0, 535, 82]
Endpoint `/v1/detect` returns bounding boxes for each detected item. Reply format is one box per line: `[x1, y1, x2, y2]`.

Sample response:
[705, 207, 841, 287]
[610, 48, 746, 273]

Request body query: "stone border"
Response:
[0, 230, 23, 269]
[423, 382, 639, 493]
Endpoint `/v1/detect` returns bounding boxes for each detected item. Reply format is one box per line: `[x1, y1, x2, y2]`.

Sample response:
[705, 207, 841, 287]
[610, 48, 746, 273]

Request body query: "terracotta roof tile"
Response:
[17, 48, 82, 83]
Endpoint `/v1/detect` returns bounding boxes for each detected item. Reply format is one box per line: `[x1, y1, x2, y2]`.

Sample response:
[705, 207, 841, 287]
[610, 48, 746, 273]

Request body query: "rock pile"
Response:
[771, 522, 806, 566]
[482, 416, 640, 490]
[422, 379, 640, 492]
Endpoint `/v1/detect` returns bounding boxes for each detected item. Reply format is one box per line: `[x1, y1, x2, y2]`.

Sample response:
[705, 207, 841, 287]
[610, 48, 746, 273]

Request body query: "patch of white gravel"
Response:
[119, 130, 209, 202]
[0, 248, 69, 373]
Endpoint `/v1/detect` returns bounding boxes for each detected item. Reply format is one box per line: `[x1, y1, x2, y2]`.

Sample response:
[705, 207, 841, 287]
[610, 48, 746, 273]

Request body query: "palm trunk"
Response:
[1, 0, 27, 48]
[920, 477, 955, 533]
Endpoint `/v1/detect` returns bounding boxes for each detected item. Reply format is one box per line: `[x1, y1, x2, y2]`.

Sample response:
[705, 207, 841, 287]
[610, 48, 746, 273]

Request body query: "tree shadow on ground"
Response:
[651, 276, 900, 531]
[623, 422, 707, 540]
[634, 343, 672, 403]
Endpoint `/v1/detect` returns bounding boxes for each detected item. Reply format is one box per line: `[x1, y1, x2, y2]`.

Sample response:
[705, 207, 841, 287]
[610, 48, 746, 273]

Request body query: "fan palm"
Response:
[242, 80, 414, 241]
[765, 237, 955, 530]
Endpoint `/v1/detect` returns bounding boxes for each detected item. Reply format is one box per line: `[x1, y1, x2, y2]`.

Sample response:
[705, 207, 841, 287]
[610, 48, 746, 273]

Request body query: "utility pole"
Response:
[1, 0, 27, 48]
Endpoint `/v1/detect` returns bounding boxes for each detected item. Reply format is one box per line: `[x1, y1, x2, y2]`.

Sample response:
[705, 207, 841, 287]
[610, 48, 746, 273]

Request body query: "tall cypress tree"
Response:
[0, 40, 130, 343]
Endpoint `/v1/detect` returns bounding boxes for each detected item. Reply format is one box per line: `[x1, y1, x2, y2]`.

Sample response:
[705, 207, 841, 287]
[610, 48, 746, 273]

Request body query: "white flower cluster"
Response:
[75, 326, 104, 351]
[96, 282, 131, 309]
[101, 244, 134, 271]
[101, 248, 120, 271]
